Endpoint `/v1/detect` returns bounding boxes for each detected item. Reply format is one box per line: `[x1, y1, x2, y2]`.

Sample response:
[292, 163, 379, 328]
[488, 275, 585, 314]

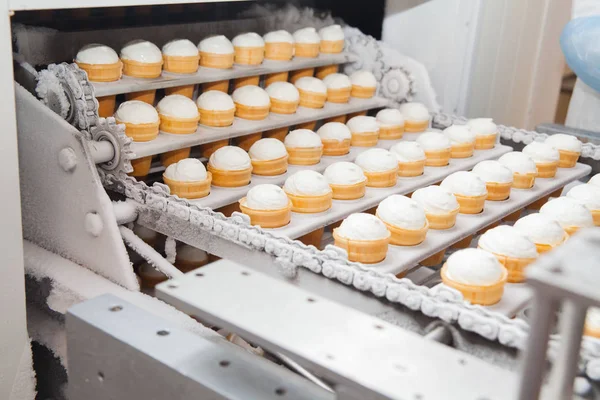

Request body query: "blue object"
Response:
[561, 16, 600, 92]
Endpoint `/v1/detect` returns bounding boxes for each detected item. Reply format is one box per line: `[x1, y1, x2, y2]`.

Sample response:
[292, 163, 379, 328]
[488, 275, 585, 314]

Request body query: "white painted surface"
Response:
[9, 0, 248, 11]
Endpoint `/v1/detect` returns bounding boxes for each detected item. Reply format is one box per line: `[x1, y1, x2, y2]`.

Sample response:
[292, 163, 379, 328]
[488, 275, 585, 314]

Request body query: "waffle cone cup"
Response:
[477, 220, 500, 236]
[316, 65, 339, 79]
[235, 103, 270, 120]
[286, 146, 323, 165]
[452, 235, 474, 249]
[160, 147, 190, 167]
[322, 138, 351, 156]
[138, 267, 168, 289]
[330, 180, 366, 200]
[264, 127, 289, 141]
[208, 165, 252, 187]
[234, 75, 260, 89]
[426, 208, 460, 230]
[270, 98, 299, 114]
[290, 68, 315, 83]
[333, 230, 390, 264]
[481, 249, 537, 283]
[285, 191, 333, 213]
[76, 61, 122, 82]
[159, 114, 199, 134]
[592, 209, 600, 226]
[234, 46, 265, 65]
[175, 257, 208, 273]
[235, 133, 262, 152]
[405, 120, 429, 133]
[299, 228, 325, 249]
[116, 120, 159, 142]
[536, 161, 559, 178]
[320, 40, 344, 54]
[512, 172, 537, 189]
[379, 218, 428, 246]
[326, 115, 347, 124]
[351, 85, 376, 99]
[129, 156, 153, 178]
[199, 108, 235, 127]
[351, 131, 379, 147]
[451, 142, 475, 158]
[199, 139, 229, 158]
[486, 182, 512, 201]
[265, 71, 289, 86]
[239, 198, 292, 228]
[564, 225, 581, 236]
[455, 193, 487, 214]
[327, 87, 351, 103]
[424, 148, 451, 167]
[122, 59, 163, 78]
[165, 85, 195, 98]
[503, 209, 522, 222]
[251, 155, 288, 176]
[584, 325, 600, 338]
[296, 121, 317, 130]
[298, 89, 327, 108]
[163, 54, 199, 74]
[420, 250, 446, 267]
[379, 125, 404, 140]
[441, 264, 507, 306]
[398, 159, 425, 177]
[126, 90, 156, 105]
[202, 80, 230, 92]
[163, 172, 212, 199]
[527, 194, 551, 210]
[557, 149, 580, 168]
[98, 96, 116, 117]
[474, 134, 497, 150]
[364, 168, 399, 188]
[265, 42, 293, 61]
[347, 110, 367, 119]
[294, 43, 320, 58]
[216, 203, 241, 217]
[199, 51, 234, 69]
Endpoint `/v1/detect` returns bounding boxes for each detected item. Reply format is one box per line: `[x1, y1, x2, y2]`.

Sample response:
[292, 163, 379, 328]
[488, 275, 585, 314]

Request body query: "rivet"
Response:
[85, 212, 103, 237]
[58, 147, 77, 172]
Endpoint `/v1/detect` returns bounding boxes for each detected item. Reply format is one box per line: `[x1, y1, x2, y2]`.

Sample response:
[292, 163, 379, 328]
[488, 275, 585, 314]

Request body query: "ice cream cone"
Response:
[347, 111, 367, 119]
[486, 182, 512, 201]
[286, 146, 323, 165]
[98, 96, 117, 117]
[322, 139, 351, 156]
[159, 114, 199, 134]
[351, 85, 376, 99]
[315, 65, 339, 79]
[216, 203, 241, 217]
[163, 54, 199, 74]
[557, 149, 580, 168]
[330, 180, 366, 200]
[591, 209, 600, 226]
[326, 115, 347, 124]
[584, 325, 600, 339]
[405, 120, 429, 133]
[482, 250, 536, 283]
[202, 80, 230, 93]
[175, 257, 208, 273]
[350, 131, 379, 147]
[235, 103, 270, 120]
[379, 218, 428, 246]
[129, 156, 153, 178]
[289, 68, 315, 83]
[298, 228, 325, 249]
[138, 264, 168, 289]
[163, 172, 212, 199]
[535, 233, 568, 253]
[420, 250, 446, 267]
[165, 85, 195, 99]
[564, 226, 582, 236]
[327, 87, 351, 103]
[126, 90, 156, 105]
[295, 121, 317, 131]
[398, 160, 425, 177]
[333, 230, 390, 264]
[364, 168, 398, 188]
[160, 147, 190, 167]
[199, 140, 229, 158]
[379, 126, 404, 140]
[451, 235, 473, 250]
[264, 127, 289, 141]
[536, 161, 559, 178]
[199, 108, 235, 127]
[503, 209, 522, 222]
[424, 149, 451, 167]
[251, 155, 288, 176]
[265, 42, 293, 61]
[285, 191, 333, 213]
[320, 40, 344, 54]
[234, 46, 264, 65]
[451, 142, 474, 158]
[122, 59, 163, 79]
[208, 165, 252, 187]
[527, 194, 551, 210]
[426, 208, 460, 230]
[477, 222, 500, 237]
[234, 75, 260, 89]
[298, 89, 327, 108]
[512, 172, 537, 189]
[235, 133, 262, 152]
[200, 52, 234, 69]
[294, 43, 320, 58]
[76, 61, 123, 82]
[455, 193, 487, 214]
[239, 197, 292, 228]
[270, 98, 298, 114]
[265, 71, 289, 86]
[474, 134, 497, 150]
[441, 264, 507, 306]
[116, 120, 159, 142]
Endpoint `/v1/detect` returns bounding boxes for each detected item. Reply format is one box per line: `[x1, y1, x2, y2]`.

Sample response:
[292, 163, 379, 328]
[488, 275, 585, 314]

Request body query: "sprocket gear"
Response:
[88, 117, 134, 179]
